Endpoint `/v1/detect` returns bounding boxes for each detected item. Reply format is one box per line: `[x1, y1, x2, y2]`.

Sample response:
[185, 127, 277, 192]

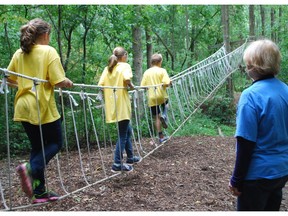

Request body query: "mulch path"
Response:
[8, 135, 286, 211]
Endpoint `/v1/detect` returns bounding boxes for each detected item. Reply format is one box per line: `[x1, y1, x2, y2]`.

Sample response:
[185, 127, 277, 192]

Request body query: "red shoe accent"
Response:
[32, 198, 49, 204]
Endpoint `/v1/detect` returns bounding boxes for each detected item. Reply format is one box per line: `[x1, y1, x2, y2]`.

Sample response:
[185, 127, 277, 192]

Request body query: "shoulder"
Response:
[34, 45, 59, 55]
[12, 48, 24, 57]
[102, 66, 109, 74]
[117, 62, 131, 69]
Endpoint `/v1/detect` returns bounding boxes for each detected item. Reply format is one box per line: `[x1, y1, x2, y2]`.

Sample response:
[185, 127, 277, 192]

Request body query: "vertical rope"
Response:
[0, 41, 247, 210]
[3, 74, 11, 210]
[34, 81, 49, 192]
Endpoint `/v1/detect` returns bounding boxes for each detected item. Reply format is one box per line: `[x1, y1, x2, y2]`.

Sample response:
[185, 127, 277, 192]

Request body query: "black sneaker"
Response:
[32, 190, 59, 204]
[111, 163, 133, 173]
[126, 156, 142, 165]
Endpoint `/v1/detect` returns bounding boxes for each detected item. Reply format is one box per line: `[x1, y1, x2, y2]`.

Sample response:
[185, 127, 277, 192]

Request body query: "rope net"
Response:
[0, 41, 246, 210]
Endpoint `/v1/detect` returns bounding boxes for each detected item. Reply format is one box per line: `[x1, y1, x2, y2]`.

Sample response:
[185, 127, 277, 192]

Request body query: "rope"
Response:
[0, 41, 247, 210]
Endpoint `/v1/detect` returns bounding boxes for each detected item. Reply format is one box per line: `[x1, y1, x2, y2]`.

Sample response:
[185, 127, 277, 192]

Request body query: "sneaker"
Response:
[16, 163, 33, 198]
[126, 156, 142, 165]
[111, 163, 133, 173]
[160, 115, 168, 129]
[32, 190, 59, 204]
[159, 136, 169, 144]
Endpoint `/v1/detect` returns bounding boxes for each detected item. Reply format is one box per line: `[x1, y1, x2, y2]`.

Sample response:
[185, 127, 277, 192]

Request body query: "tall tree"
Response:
[132, 5, 143, 85]
[260, 5, 265, 36]
[145, 26, 153, 69]
[270, 7, 276, 42]
[80, 6, 97, 83]
[278, 7, 282, 43]
[249, 5, 255, 40]
[221, 5, 233, 99]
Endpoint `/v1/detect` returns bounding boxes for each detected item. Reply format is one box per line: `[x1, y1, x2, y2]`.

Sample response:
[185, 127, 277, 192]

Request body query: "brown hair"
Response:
[243, 39, 281, 77]
[108, 47, 127, 73]
[20, 18, 51, 54]
[151, 53, 163, 66]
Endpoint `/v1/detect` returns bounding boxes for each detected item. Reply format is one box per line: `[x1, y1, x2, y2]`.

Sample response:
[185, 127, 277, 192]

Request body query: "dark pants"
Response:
[22, 119, 63, 194]
[113, 120, 133, 165]
[150, 99, 169, 116]
[237, 175, 288, 211]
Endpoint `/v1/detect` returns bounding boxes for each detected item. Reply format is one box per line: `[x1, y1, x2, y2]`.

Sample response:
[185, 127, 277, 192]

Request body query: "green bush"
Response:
[200, 95, 236, 125]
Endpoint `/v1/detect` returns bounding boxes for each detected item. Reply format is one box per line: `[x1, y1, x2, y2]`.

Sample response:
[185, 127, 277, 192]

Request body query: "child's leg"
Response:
[124, 123, 133, 159]
[161, 99, 169, 117]
[114, 120, 130, 165]
[22, 119, 63, 194]
[22, 122, 46, 193]
[151, 105, 162, 135]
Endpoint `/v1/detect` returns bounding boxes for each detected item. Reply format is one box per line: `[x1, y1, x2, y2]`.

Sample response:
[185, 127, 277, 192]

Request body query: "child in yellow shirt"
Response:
[141, 53, 171, 143]
[7, 18, 73, 204]
[98, 47, 142, 172]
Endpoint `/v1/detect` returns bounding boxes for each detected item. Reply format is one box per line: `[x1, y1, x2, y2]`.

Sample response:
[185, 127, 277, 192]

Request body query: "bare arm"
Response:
[55, 78, 73, 88]
[6, 78, 18, 88]
[125, 80, 134, 90]
[163, 80, 172, 88]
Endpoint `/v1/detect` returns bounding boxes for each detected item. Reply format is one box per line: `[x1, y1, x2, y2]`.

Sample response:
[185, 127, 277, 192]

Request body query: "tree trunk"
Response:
[278, 7, 282, 43]
[57, 5, 63, 66]
[270, 8, 276, 42]
[4, 23, 12, 59]
[260, 5, 265, 36]
[221, 5, 233, 99]
[169, 6, 176, 70]
[82, 26, 89, 83]
[132, 25, 143, 85]
[145, 26, 153, 70]
[249, 5, 255, 40]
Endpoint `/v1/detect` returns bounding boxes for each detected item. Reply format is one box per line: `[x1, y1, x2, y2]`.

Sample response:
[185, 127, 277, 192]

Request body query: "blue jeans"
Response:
[113, 120, 133, 165]
[237, 175, 288, 211]
[22, 119, 63, 194]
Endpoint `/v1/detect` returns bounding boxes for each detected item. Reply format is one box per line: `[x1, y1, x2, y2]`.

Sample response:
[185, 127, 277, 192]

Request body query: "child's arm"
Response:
[125, 80, 135, 90]
[55, 78, 73, 88]
[163, 80, 172, 88]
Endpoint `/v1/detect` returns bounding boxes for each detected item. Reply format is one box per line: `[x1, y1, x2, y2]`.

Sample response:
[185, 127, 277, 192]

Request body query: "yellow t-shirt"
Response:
[7, 45, 66, 125]
[98, 62, 132, 123]
[140, 66, 171, 107]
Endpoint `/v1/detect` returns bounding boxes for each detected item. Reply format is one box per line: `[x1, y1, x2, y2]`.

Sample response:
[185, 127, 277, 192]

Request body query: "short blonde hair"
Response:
[151, 53, 163, 66]
[243, 39, 281, 76]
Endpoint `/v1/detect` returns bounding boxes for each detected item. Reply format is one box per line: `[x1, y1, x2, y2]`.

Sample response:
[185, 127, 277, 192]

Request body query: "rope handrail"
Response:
[0, 40, 247, 211]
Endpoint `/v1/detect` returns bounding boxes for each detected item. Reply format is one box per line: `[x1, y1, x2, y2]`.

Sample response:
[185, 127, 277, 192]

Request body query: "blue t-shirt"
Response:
[235, 77, 288, 180]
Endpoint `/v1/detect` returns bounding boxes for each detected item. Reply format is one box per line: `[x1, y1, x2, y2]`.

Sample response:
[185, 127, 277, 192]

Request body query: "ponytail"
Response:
[20, 18, 51, 54]
[108, 54, 118, 73]
[20, 24, 36, 54]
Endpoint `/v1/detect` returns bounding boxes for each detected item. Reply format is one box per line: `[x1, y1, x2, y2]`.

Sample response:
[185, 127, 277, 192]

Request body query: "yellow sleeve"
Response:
[122, 63, 133, 81]
[162, 69, 171, 85]
[7, 51, 20, 82]
[47, 48, 66, 86]
[98, 67, 108, 86]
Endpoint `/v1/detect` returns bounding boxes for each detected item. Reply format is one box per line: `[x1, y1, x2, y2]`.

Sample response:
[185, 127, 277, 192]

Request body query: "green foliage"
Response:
[201, 95, 236, 125]
[2, 5, 288, 156]
[174, 110, 235, 137]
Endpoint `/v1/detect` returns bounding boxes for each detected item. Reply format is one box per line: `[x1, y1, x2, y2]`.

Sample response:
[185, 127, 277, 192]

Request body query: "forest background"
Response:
[1, 4, 288, 156]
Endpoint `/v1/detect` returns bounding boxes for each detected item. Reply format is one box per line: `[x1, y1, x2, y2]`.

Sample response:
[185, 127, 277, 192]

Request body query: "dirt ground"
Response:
[12, 135, 287, 212]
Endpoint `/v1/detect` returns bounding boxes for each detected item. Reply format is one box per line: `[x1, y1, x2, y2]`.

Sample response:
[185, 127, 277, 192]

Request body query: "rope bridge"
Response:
[0, 41, 246, 211]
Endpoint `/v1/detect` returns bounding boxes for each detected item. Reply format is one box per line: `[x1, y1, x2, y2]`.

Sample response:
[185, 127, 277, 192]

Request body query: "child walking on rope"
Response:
[98, 47, 142, 173]
[141, 53, 171, 143]
[7, 18, 73, 204]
